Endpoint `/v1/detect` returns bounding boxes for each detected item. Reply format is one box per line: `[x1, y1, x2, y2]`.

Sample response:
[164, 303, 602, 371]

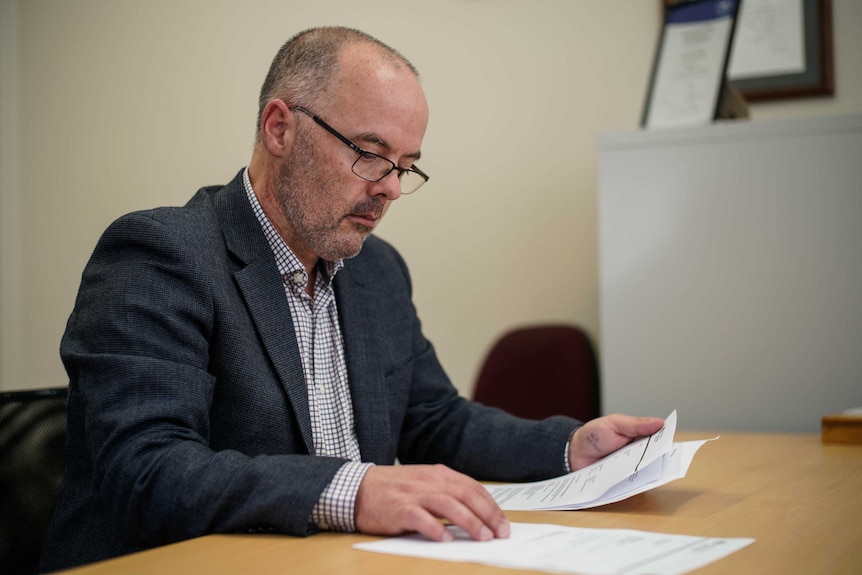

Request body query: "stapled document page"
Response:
[485, 410, 715, 511]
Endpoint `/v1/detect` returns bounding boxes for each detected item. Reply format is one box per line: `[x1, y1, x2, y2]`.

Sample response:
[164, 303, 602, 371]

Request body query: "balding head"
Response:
[256, 27, 419, 140]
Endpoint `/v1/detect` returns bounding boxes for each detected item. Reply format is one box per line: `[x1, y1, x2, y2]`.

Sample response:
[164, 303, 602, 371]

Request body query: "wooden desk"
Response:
[58, 433, 862, 574]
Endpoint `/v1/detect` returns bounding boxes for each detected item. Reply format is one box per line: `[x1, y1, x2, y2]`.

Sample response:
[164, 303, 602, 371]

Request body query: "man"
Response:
[40, 27, 663, 572]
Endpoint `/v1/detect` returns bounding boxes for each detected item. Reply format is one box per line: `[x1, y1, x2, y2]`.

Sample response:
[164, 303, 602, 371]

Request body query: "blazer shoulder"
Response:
[116, 168, 243, 224]
[100, 170, 248, 248]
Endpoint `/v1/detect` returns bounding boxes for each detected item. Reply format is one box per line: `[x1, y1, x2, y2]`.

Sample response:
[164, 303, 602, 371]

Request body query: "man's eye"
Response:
[356, 153, 378, 164]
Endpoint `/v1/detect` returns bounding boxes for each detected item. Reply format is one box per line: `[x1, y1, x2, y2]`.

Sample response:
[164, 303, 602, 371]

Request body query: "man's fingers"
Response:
[422, 492, 496, 541]
[399, 504, 454, 542]
[354, 464, 509, 542]
[416, 467, 508, 540]
[448, 470, 510, 538]
[569, 414, 667, 470]
[615, 415, 665, 438]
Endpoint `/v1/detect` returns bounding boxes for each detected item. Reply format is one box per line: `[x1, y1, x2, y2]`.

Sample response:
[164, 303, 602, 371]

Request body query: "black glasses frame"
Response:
[290, 105, 429, 194]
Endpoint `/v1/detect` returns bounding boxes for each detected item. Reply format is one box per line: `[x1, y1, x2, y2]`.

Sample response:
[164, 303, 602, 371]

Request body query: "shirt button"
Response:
[292, 271, 306, 285]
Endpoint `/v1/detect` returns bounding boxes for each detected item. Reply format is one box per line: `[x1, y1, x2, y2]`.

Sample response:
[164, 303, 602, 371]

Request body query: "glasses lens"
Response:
[350, 154, 427, 194]
[352, 153, 393, 182]
[399, 170, 427, 195]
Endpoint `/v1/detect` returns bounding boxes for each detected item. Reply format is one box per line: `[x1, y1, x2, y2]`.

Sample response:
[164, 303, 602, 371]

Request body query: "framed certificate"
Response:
[727, 0, 834, 101]
[642, 0, 741, 129]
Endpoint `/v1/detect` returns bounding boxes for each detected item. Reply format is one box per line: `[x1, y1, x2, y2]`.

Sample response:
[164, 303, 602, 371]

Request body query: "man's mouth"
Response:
[346, 200, 385, 229]
[347, 212, 379, 228]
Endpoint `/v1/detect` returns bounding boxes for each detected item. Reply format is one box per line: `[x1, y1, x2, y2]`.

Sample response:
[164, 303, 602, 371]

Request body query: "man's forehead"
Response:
[326, 48, 427, 144]
[333, 44, 415, 95]
[354, 130, 423, 161]
[311, 42, 427, 161]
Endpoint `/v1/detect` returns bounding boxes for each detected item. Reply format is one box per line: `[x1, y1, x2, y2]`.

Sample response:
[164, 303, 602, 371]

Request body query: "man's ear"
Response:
[259, 99, 297, 158]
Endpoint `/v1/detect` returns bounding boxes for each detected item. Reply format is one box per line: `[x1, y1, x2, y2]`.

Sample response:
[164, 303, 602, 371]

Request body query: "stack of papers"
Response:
[485, 410, 714, 510]
[354, 411, 753, 575]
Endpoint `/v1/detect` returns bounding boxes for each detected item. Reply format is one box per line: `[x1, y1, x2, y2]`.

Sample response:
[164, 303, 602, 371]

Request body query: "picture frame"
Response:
[643, 0, 741, 129]
[663, 0, 834, 101]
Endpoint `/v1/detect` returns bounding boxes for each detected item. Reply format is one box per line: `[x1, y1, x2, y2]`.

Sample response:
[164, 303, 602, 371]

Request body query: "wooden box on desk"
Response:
[822, 413, 862, 444]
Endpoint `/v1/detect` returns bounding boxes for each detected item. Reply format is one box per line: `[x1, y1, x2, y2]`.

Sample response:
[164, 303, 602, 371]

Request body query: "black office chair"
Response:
[0, 387, 68, 575]
[472, 324, 601, 422]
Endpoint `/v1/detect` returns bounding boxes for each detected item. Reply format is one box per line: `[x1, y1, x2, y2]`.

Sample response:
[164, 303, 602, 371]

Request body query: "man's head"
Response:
[250, 27, 429, 269]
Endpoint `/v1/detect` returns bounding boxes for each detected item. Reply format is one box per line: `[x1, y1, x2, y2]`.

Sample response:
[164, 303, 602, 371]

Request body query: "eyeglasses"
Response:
[290, 105, 429, 195]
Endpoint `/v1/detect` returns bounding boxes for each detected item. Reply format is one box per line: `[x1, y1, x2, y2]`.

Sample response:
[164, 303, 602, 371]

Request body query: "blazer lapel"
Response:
[213, 172, 315, 455]
[335, 267, 391, 464]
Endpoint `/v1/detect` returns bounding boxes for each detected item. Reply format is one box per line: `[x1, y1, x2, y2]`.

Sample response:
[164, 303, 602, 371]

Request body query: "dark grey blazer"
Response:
[39, 170, 579, 572]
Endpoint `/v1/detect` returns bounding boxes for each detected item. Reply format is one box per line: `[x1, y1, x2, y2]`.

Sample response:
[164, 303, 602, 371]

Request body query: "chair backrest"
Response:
[0, 387, 68, 575]
[472, 325, 600, 422]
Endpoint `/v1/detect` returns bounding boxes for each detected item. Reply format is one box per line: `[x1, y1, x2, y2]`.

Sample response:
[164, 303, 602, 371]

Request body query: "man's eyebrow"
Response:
[356, 132, 422, 161]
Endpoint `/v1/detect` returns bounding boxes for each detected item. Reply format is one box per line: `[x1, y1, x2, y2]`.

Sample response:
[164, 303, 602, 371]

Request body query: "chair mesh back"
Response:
[0, 388, 68, 575]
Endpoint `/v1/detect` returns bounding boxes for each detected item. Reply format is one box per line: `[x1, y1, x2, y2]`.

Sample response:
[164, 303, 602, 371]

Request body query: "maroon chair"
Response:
[472, 325, 600, 422]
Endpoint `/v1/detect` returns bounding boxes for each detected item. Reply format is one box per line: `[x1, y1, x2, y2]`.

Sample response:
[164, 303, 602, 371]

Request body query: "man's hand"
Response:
[568, 414, 665, 471]
[354, 464, 510, 542]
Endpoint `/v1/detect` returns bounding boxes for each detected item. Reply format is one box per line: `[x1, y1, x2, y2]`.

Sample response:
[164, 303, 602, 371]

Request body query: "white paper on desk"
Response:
[354, 522, 755, 575]
[486, 411, 712, 511]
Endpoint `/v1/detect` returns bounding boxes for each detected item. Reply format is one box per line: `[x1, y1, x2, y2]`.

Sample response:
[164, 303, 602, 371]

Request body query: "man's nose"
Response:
[370, 170, 402, 201]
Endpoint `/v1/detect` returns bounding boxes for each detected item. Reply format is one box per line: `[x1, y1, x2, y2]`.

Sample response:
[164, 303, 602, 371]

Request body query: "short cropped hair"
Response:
[256, 27, 418, 139]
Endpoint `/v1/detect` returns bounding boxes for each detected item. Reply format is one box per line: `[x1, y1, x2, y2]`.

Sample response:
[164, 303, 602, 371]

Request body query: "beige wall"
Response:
[1, 0, 861, 394]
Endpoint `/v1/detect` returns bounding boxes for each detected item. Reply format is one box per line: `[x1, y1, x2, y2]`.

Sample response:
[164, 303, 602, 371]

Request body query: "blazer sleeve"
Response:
[356, 239, 582, 482]
[60, 210, 343, 548]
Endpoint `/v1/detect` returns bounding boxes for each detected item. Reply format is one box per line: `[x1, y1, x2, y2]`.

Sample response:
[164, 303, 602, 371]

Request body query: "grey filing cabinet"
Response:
[598, 113, 862, 432]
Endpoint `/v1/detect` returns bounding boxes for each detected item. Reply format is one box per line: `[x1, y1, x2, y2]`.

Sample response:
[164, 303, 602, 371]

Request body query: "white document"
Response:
[354, 522, 755, 575]
[486, 410, 713, 511]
